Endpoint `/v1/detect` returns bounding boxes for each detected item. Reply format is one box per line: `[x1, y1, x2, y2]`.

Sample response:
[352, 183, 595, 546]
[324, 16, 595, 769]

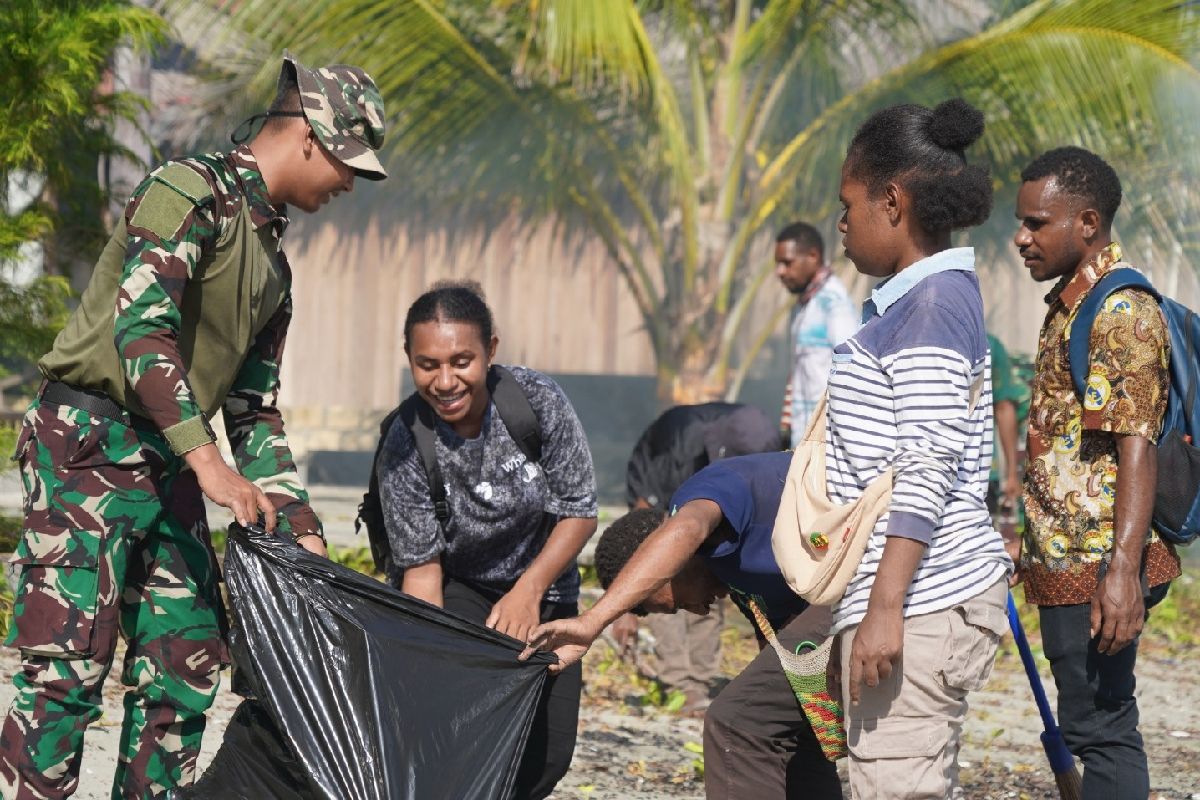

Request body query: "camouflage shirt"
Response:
[39, 145, 319, 537]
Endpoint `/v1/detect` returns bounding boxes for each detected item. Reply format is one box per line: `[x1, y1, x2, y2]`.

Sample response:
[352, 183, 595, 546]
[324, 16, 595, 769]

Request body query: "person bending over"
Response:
[523, 451, 842, 800]
[377, 281, 597, 800]
[620, 401, 777, 712]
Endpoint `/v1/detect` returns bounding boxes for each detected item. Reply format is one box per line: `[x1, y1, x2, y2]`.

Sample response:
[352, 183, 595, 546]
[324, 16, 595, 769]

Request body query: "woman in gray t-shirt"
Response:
[378, 281, 597, 800]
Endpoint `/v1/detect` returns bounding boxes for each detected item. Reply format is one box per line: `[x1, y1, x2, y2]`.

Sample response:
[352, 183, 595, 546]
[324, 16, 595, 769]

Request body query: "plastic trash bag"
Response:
[177, 525, 552, 800]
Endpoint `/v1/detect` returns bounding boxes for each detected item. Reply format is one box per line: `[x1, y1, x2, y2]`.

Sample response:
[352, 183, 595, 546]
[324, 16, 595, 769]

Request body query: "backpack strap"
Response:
[1067, 267, 1160, 399]
[1183, 306, 1199, 420]
[398, 393, 452, 529]
[487, 365, 543, 463]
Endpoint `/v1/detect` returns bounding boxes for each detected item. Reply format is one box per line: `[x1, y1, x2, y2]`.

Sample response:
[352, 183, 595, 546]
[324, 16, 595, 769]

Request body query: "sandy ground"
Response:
[0, 621, 1196, 799]
[0, 477, 1197, 798]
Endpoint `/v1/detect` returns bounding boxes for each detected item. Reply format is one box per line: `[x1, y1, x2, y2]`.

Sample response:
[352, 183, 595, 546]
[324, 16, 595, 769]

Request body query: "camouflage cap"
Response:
[280, 52, 387, 181]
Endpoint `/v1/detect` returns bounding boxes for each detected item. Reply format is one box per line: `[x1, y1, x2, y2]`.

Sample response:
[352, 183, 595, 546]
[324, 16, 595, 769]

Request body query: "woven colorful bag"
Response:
[745, 598, 846, 761]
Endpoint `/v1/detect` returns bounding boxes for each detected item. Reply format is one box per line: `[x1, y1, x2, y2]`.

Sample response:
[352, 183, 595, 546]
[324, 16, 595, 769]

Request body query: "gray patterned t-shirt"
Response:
[378, 365, 597, 604]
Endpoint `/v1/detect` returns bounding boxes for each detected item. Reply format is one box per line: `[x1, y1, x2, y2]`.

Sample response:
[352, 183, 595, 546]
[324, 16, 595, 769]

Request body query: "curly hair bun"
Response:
[927, 98, 985, 151]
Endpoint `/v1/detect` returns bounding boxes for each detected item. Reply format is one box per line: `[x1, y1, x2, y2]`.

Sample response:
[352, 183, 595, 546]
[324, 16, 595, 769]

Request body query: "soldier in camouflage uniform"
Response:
[0, 54, 387, 799]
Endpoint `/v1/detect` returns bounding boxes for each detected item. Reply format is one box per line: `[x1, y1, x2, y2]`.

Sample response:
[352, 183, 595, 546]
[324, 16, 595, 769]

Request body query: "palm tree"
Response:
[170, 0, 1200, 402]
[0, 0, 164, 424]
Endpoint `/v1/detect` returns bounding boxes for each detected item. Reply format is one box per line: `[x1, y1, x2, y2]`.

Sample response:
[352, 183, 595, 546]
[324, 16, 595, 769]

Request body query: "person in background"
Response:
[989, 332, 1028, 569]
[1014, 146, 1179, 798]
[620, 402, 778, 713]
[987, 333, 1025, 516]
[378, 281, 597, 800]
[775, 221, 859, 446]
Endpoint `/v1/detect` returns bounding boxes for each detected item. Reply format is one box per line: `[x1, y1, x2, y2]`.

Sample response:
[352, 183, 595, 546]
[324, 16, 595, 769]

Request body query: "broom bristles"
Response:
[1053, 764, 1083, 800]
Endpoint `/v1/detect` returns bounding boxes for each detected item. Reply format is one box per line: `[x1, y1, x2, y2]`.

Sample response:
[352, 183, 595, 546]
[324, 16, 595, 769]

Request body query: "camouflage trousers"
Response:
[0, 398, 226, 800]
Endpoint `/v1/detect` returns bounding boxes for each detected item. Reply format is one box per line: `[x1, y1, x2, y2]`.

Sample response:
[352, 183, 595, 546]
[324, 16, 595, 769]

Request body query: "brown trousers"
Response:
[703, 604, 841, 799]
[646, 606, 723, 694]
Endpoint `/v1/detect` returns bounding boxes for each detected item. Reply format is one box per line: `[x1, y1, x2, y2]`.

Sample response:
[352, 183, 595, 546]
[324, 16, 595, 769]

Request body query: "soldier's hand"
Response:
[185, 443, 277, 532]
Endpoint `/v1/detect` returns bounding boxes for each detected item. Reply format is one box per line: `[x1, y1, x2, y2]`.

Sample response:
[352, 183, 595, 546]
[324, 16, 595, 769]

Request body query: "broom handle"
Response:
[1006, 593, 1060, 733]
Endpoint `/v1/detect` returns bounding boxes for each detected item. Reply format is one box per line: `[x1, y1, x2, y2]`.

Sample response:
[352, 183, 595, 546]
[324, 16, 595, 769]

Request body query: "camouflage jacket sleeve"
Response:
[221, 292, 322, 538]
[114, 163, 218, 456]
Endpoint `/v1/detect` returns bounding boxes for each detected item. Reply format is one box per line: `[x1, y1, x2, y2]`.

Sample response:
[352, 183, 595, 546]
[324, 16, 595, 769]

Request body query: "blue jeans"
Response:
[1038, 583, 1168, 800]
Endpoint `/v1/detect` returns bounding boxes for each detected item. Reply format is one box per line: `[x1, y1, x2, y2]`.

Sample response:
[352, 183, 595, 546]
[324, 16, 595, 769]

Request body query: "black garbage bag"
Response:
[179, 525, 553, 800]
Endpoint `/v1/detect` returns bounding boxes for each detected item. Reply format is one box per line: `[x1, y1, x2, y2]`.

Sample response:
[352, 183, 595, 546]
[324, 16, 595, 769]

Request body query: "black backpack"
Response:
[355, 365, 543, 575]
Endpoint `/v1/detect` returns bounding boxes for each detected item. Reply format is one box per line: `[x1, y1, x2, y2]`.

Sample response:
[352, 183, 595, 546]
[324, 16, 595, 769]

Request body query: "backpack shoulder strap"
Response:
[488, 365, 543, 463]
[367, 403, 404, 493]
[398, 392, 451, 528]
[1068, 267, 1159, 398]
[356, 404, 403, 535]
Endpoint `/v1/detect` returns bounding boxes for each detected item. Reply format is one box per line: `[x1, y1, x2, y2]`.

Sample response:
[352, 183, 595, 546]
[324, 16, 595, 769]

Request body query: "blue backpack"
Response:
[1069, 266, 1200, 545]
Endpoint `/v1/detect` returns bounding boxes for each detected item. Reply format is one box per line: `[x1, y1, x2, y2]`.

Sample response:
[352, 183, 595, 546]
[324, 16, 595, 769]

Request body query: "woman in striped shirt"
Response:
[826, 99, 1013, 798]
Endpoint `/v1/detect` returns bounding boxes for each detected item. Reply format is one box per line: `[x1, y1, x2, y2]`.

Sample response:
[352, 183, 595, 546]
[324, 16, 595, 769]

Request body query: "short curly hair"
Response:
[845, 98, 992, 233]
[776, 221, 824, 257]
[1020, 146, 1122, 228]
[594, 508, 666, 590]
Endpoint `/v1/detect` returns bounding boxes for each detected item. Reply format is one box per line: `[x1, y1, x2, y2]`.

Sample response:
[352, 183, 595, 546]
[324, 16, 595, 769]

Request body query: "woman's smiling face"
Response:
[406, 319, 497, 438]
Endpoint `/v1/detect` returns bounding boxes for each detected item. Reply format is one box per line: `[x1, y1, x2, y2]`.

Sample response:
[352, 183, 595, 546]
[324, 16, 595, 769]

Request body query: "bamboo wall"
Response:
[277, 215, 1046, 413]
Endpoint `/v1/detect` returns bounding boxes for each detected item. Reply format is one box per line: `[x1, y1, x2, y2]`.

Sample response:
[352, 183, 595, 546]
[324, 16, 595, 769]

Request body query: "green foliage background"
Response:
[0, 0, 165, 435]
[172, 0, 1200, 400]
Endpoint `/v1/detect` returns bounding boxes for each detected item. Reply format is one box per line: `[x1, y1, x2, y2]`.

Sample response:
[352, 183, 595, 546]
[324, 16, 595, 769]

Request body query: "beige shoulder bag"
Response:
[772, 374, 984, 606]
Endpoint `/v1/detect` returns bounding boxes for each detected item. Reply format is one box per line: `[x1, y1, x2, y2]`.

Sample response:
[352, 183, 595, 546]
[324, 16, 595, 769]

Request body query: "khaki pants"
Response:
[837, 579, 1008, 799]
[646, 607, 723, 694]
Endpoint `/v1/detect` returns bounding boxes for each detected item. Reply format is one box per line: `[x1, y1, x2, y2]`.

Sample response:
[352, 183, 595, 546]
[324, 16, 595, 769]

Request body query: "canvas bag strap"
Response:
[801, 392, 828, 445]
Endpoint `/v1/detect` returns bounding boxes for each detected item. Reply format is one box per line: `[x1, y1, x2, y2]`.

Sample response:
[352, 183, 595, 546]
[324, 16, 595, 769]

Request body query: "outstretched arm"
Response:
[519, 499, 723, 672]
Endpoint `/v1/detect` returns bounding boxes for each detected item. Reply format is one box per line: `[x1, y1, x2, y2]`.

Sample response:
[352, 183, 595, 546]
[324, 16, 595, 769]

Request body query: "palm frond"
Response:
[1, 2, 164, 171]
[515, 0, 653, 95]
[750, 0, 1200, 242]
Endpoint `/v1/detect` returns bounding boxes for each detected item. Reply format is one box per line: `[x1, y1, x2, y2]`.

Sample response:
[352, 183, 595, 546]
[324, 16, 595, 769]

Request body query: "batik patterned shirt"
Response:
[1022, 242, 1181, 606]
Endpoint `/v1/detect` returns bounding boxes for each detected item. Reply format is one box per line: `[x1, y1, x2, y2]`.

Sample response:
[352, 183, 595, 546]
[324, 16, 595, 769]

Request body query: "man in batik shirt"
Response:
[1, 54, 387, 799]
[1015, 146, 1179, 799]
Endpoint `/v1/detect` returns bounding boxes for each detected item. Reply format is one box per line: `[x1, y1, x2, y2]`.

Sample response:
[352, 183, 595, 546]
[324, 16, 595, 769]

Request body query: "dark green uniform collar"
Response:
[227, 145, 288, 235]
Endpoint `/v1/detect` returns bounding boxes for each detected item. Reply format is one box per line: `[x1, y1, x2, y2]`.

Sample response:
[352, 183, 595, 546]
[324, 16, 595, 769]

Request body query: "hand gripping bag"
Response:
[175, 525, 553, 800]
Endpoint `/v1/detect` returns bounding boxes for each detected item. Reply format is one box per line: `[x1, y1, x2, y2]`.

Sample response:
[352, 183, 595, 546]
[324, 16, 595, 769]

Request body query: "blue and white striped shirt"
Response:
[827, 248, 1012, 634]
